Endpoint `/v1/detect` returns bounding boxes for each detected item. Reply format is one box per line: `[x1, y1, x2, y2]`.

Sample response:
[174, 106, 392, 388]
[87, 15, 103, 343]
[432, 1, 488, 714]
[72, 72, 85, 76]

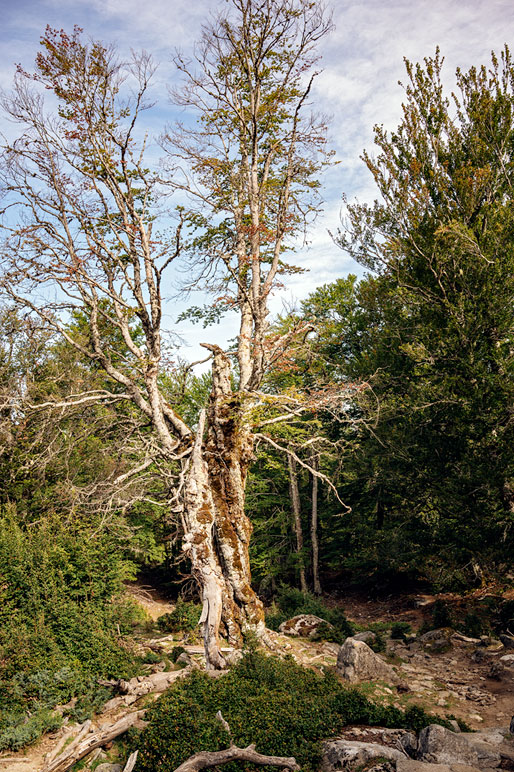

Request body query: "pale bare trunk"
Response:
[205, 346, 266, 644]
[183, 410, 227, 670]
[288, 454, 308, 594]
[182, 347, 266, 666]
[311, 454, 322, 595]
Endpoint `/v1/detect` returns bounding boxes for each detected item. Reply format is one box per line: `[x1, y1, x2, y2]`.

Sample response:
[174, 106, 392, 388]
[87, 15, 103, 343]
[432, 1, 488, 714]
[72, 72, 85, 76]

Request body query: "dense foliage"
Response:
[136, 651, 449, 772]
[0, 505, 142, 750]
[249, 49, 514, 592]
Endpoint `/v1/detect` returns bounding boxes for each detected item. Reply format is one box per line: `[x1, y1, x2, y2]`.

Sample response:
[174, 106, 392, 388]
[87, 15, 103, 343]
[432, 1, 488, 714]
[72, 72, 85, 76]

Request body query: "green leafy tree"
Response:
[334, 48, 514, 587]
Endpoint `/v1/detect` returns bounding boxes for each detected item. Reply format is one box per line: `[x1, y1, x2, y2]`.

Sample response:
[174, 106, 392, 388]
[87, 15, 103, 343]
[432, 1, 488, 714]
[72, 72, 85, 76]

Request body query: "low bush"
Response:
[0, 708, 62, 752]
[0, 506, 140, 750]
[390, 622, 412, 640]
[170, 646, 187, 663]
[157, 600, 202, 634]
[136, 651, 449, 772]
[265, 587, 354, 641]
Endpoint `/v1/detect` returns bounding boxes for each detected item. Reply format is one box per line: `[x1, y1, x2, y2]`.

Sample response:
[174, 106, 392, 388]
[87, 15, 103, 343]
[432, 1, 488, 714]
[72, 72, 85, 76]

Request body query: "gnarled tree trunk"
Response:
[183, 348, 266, 668]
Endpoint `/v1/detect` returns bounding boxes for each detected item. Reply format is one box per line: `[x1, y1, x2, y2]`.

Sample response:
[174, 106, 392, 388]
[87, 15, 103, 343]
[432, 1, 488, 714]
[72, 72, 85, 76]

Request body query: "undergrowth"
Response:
[0, 506, 143, 751]
[135, 651, 450, 772]
[265, 587, 354, 642]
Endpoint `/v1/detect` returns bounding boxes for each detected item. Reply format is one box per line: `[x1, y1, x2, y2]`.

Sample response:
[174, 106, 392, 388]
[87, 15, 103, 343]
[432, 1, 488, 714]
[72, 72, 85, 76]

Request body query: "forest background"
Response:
[0, 0, 514, 762]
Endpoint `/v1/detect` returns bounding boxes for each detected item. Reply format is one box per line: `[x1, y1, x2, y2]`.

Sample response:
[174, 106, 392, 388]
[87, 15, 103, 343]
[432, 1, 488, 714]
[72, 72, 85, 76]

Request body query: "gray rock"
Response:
[95, 765, 123, 772]
[279, 614, 332, 638]
[467, 742, 501, 768]
[500, 654, 514, 666]
[353, 631, 377, 644]
[397, 763, 480, 772]
[499, 634, 514, 649]
[400, 732, 418, 757]
[417, 725, 480, 766]
[321, 739, 404, 772]
[336, 638, 399, 684]
[176, 652, 193, 665]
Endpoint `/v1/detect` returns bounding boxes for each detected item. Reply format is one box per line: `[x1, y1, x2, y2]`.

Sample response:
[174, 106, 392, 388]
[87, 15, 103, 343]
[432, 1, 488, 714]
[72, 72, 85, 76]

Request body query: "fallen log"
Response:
[173, 745, 300, 772]
[39, 711, 147, 772]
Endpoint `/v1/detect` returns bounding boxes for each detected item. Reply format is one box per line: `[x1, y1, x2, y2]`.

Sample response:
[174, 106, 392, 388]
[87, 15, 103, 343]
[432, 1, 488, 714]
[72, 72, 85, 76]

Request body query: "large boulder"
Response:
[279, 614, 332, 638]
[417, 725, 501, 768]
[321, 739, 404, 772]
[397, 763, 481, 772]
[336, 638, 399, 684]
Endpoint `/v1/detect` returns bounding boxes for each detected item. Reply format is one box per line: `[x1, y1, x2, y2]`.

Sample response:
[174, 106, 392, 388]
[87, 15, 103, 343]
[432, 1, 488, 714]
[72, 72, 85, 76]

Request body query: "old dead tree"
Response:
[0, 1, 340, 669]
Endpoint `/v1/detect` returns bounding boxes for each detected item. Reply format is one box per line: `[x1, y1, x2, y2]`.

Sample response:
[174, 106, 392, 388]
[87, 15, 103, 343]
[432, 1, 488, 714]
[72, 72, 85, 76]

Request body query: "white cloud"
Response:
[2, 0, 513, 363]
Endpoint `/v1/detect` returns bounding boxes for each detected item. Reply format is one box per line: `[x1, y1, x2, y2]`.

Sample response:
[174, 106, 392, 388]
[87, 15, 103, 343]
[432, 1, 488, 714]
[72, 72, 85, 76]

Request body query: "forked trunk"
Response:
[183, 347, 266, 668]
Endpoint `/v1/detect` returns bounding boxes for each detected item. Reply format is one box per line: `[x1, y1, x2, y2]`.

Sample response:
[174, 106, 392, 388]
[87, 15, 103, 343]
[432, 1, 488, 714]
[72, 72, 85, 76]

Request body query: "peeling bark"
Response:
[183, 408, 227, 670]
[182, 348, 266, 665]
[204, 347, 266, 644]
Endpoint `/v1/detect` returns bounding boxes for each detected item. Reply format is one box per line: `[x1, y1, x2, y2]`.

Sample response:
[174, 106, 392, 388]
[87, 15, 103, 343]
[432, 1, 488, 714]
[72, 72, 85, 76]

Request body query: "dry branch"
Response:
[173, 745, 300, 772]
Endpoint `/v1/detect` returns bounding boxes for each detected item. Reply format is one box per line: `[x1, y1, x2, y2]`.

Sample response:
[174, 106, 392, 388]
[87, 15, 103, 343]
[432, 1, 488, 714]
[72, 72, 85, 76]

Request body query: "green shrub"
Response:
[431, 600, 453, 629]
[0, 708, 62, 752]
[157, 600, 201, 634]
[0, 506, 139, 748]
[463, 612, 489, 638]
[420, 600, 453, 633]
[390, 622, 412, 640]
[170, 646, 187, 663]
[136, 651, 449, 772]
[142, 651, 163, 665]
[369, 631, 386, 653]
[265, 587, 353, 640]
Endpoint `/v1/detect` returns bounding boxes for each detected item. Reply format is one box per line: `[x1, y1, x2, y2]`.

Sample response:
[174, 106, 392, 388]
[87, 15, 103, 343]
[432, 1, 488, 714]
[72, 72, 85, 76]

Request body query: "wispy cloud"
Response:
[1, 0, 512, 360]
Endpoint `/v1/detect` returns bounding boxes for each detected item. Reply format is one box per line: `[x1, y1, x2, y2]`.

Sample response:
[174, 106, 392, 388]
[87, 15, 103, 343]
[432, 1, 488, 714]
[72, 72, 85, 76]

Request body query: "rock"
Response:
[418, 629, 453, 652]
[487, 661, 505, 680]
[500, 654, 514, 666]
[400, 731, 418, 757]
[510, 715, 514, 734]
[397, 763, 481, 772]
[321, 739, 404, 772]
[417, 725, 480, 766]
[499, 633, 514, 649]
[467, 741, 501, 767]
[336, 638, 399, 684]
[279, 614, 333, 638]
[448, 721, 461, 733]
[352, 631, 377, 644]
[95, 765, 123, 772]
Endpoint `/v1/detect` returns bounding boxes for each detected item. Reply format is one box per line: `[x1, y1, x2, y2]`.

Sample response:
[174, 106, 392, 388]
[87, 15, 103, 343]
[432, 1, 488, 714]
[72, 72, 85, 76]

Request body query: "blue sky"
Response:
[1, 0, 513, 361]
